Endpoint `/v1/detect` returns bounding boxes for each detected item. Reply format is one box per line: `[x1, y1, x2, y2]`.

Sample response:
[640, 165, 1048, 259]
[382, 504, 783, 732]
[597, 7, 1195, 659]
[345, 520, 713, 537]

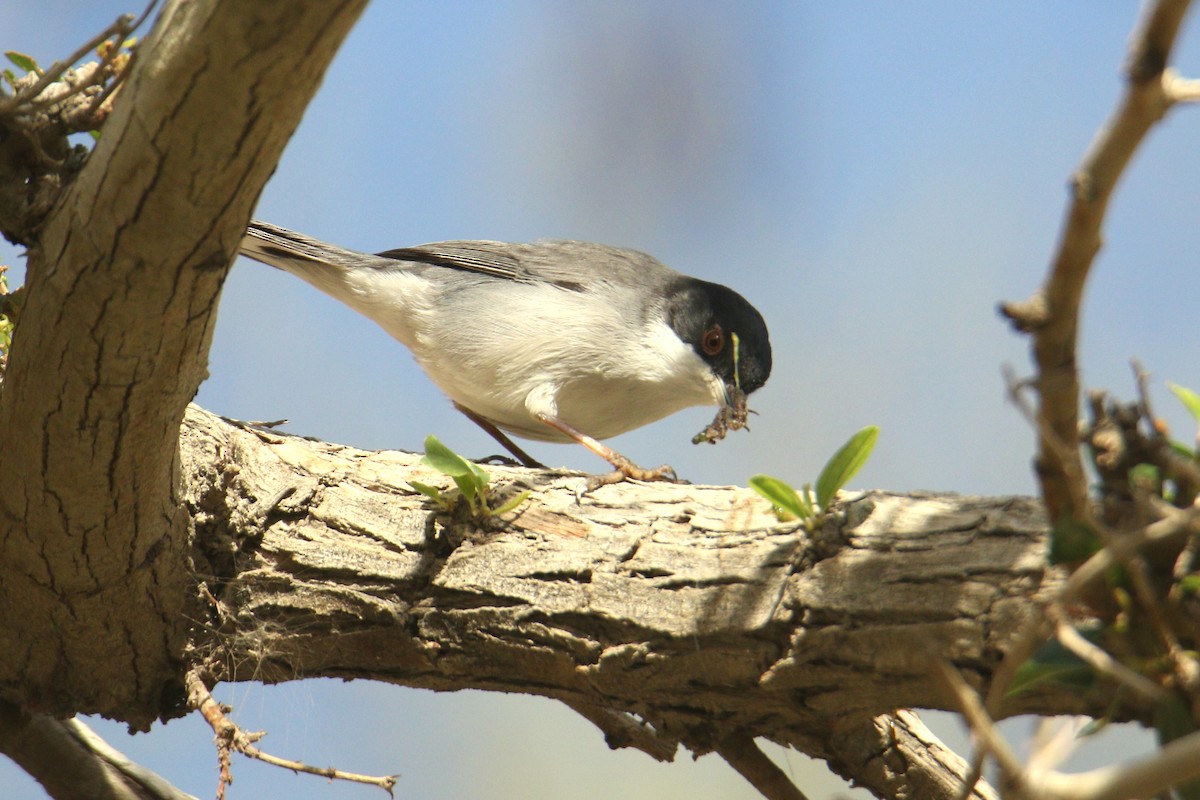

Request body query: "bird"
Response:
[239, 220, 771, 488]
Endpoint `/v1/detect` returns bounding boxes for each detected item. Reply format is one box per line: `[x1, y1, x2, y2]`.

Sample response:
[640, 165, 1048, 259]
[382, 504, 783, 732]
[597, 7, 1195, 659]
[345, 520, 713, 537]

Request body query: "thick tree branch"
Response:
[0, 0, 368, 727]
[175, 405, 1077, 799]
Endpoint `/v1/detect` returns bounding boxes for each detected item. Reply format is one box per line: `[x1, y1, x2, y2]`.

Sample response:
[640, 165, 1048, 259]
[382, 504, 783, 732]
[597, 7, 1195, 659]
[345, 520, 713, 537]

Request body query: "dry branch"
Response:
[1000, 0, 1194, 521]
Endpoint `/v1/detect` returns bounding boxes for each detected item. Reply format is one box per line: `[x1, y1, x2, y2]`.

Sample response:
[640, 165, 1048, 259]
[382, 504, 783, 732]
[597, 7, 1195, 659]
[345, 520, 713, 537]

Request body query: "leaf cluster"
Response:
[409, 435, 530, 520]
[749, 425, 879, 529]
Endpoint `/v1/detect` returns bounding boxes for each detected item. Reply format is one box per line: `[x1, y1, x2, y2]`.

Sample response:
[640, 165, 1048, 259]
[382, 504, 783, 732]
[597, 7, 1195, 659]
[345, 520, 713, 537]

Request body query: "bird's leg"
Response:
[454, 402, 547, 468]
[532, 412, 677, 490]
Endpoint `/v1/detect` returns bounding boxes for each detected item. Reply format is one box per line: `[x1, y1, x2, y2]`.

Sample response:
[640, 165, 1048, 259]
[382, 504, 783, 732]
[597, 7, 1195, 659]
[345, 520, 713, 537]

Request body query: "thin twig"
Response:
[1000, 0, 1193, 522]
[0, 15, 132, 114]
[63, 718, 201, 800]
[184, 669, 397, 799]
[717, 733, 810, 800]
[1051, 614, 1171, 703]
[934, 662, 1028, 792]
[562, 699, 678, 762]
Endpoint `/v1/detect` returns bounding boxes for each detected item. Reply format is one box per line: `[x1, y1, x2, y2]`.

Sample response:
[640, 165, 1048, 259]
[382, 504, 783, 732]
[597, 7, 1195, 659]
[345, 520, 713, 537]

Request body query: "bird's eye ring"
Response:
[701, 324, 724, 356]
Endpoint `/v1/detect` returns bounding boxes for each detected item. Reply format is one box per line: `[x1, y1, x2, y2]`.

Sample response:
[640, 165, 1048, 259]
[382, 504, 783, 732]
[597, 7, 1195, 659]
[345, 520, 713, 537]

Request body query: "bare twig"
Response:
[1032, 726, 1200, 800]
[1051, 615, 1171, 703]
[0, 11, 134, 114]
[935, 662, 1028, 794]
[62, 717, 201, 800]
[999, 0, 1194, 521]
[563, 699, 679, 762]
[184, 669, 397, 799]
[717, 733, 810, 800]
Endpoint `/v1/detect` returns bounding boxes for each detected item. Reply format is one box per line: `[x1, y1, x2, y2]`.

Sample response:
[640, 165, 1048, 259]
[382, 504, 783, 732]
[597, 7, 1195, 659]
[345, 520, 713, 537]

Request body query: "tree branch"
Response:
[1000, 0, 1194, 521]
[174, 404, 1083, 799]
[0, 701, 197, 800]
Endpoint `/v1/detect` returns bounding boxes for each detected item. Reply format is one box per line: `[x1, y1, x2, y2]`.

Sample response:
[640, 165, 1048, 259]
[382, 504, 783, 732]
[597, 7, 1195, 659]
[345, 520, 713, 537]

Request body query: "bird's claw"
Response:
[585, 459, 678, 491]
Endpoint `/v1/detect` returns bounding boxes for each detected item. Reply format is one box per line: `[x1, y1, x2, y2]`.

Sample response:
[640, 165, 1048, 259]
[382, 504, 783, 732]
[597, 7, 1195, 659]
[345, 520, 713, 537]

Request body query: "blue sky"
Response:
[3, 2, 1198, 798]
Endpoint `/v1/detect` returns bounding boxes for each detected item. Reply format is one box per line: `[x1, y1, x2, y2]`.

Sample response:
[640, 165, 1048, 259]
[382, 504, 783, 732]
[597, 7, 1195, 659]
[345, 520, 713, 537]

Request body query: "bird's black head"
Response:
[665, 277, 772, 396]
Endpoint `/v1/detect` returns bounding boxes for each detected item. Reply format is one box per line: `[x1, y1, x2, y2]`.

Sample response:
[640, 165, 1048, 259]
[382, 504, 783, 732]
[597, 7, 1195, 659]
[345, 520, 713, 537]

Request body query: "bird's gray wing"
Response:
[243, 220, 679, 292]
[380, 239, 680, 292]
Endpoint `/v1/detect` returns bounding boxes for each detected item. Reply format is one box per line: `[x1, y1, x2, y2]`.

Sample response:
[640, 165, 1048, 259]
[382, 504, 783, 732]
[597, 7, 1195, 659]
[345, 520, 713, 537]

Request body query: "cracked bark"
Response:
[178, 405, 1076, 799]
[0, 0, 368, 728]
[0, 2, 1154, 799]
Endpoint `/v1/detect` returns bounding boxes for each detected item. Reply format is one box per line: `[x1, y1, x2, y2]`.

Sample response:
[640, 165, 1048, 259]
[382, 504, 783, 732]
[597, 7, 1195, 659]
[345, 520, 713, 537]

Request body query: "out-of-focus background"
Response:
[4, 2, 1199, 798]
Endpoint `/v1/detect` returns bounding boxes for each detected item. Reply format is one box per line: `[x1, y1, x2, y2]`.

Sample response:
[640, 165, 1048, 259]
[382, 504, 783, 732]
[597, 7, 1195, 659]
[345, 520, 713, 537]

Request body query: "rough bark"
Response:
[0, 0, 368, 727]
[177, 404, 1075, 799]
[1, 2, 1178, 799]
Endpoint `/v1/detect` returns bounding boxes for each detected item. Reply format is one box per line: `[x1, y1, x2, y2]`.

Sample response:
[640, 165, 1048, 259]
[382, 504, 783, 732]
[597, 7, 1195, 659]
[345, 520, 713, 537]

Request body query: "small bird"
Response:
[240, 221, 771, 487]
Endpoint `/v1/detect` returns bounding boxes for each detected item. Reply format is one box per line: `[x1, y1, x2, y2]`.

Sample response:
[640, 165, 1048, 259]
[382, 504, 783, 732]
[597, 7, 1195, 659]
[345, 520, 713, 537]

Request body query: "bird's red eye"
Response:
[702, 325, 724, 356]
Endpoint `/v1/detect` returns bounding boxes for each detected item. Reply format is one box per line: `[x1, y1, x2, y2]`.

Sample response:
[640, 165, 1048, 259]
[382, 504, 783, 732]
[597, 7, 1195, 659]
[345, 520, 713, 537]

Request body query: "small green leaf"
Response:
[5, 51, 39, 74]
[749, 475, 812, 521]
[451, 474, 478, 505]
[1128, 463, 1161, 492]
[1008, 633, 1099, 696]
[489, 490, 531, 517]
[1170, 383, 1200, 424]
[1180, 575, 1200, 596]
[1076, 717, 1109, 738]
[407, 481, 445, 502]
[466, 460, 491, 493]
[815, 425, 879, 508]
[421, 435, 478, 479]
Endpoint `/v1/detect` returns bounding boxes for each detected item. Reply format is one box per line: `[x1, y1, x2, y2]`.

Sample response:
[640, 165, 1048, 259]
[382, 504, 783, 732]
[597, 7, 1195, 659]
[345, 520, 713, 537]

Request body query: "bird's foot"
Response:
[585, 458, 678, 491]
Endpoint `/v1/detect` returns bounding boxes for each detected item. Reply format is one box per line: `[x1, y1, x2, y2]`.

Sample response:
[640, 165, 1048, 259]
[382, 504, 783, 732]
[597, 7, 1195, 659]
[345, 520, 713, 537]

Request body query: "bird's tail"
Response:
[240, 219, 374, 275]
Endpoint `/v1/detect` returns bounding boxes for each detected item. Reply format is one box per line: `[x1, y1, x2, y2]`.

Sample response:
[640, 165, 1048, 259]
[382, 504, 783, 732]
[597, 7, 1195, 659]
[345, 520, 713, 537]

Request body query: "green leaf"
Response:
[451, 474, 478, 505]
[1170, 383, 1200, 424]
[1128, 463, 1161, 494]
[489, 490, 531, 517]
[1076, 717, 1108, 738]
[421, 435, 492, 505]
[815, 425, 879, 508]
[466, 460, 491, 494]
[407, 481, 446, 503]
[1155, 696, 1200, 800]
[5, 51, 39, 74]
[1008, 633, 1099, 696]
[1048, 516, 1101, 565]
[421, 435, 480, 479]
[1180, 575, 1200, 596]
[749, 475, 812, 521]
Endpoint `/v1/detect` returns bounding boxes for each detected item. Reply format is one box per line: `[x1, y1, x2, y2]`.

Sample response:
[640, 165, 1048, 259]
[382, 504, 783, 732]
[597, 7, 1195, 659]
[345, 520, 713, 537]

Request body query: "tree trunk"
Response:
[0, 0, 368, 728]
